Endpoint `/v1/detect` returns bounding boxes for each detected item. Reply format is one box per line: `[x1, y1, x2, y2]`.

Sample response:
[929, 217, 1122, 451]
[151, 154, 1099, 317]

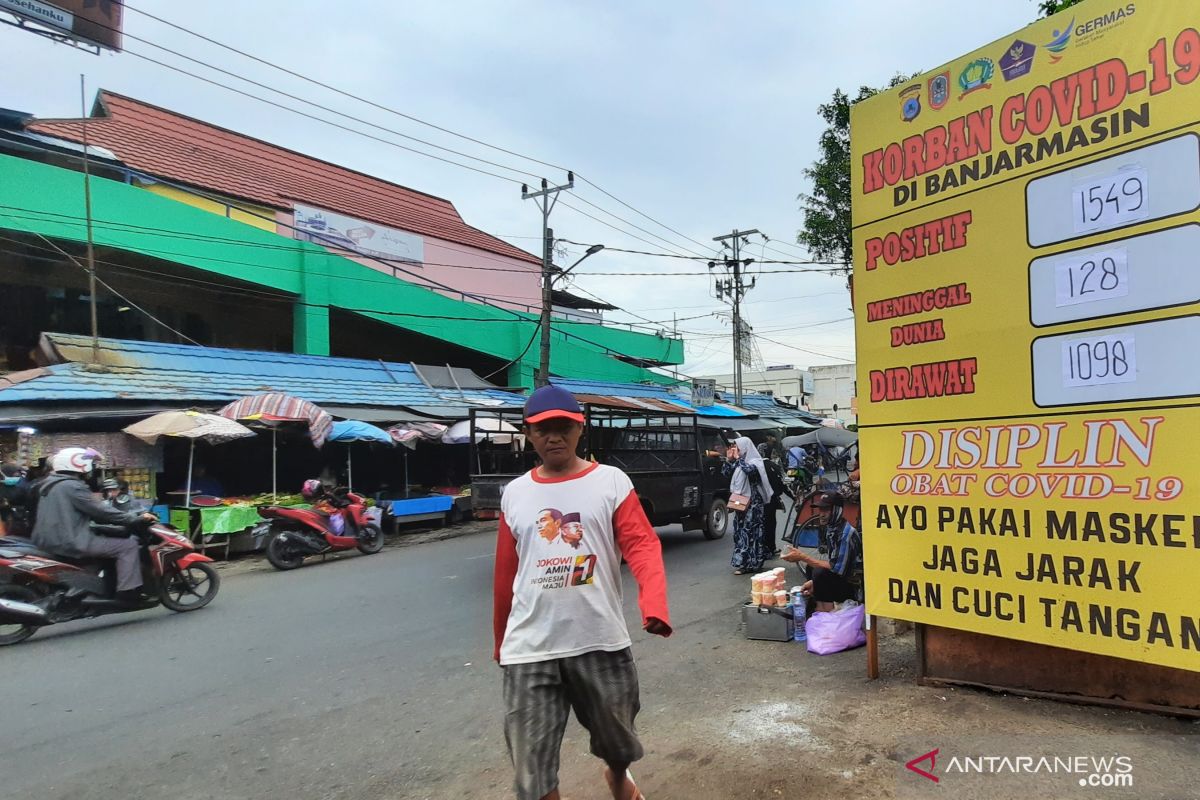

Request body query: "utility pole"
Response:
[712, 228, 759, 406]
[523, 173, 574, 387]
[80, 75, 99, 363]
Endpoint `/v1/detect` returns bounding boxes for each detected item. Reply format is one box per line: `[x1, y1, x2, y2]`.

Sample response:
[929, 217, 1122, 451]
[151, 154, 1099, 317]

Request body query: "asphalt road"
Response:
[5, 520, 1196, 800]
[1, 523, 748, 800]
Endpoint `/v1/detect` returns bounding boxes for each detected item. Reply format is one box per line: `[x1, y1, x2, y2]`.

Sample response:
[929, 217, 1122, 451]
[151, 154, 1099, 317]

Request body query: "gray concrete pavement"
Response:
[1, 524, 744, 799]
[3, 521, 1195, 800]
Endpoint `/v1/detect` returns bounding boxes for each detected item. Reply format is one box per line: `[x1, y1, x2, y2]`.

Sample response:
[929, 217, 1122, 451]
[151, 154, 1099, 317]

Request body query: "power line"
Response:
[751, 331, 855, 363]
[40, 5, 712, 260]
[482, 326, 542, 381]
[574, 175, 715, 255]
[28, 232, 203, 346]
[1, 136, 712, 272]
[0, 225, 679, 367]
[558, 201, 696, 259]
[556, 239, 842, 266]
[566, 195, 707, 258]
[120, 2, 714, 259]
[122, 47, 529, 185]
[110, 26, 550, 184]
[0, 206, 844, 276]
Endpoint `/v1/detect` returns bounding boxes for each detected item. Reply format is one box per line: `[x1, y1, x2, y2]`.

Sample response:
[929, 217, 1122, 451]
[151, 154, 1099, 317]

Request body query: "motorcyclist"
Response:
[100, 478, 135, 512]
[0, 461, 31, 536]
[31, 447, 158, 608]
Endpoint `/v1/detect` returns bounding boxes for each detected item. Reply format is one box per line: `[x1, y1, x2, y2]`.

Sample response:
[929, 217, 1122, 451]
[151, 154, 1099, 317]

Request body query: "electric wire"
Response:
[29, 232, 203, 346]
[45, 16, 713, 259]
[121, 1, 716, 258]
[0, 205, 845, 276]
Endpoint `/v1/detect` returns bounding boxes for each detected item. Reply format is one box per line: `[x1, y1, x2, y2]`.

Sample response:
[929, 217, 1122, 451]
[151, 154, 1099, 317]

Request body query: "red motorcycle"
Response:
[258, 480, 384, 570]
[0, 521, 220, 646]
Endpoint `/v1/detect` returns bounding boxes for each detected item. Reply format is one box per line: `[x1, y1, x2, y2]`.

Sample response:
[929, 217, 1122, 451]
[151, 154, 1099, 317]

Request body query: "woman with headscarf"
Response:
[722, 436, 773, 575]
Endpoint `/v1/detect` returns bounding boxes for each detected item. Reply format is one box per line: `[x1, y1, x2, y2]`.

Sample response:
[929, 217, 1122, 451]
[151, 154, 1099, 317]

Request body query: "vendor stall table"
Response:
[378, 495, 455, 532]
[170, 504, 309, 558]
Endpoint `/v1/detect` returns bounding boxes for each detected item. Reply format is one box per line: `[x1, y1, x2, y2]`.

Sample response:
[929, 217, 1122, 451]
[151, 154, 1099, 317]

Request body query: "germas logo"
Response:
[1075, 3, 1136, 40]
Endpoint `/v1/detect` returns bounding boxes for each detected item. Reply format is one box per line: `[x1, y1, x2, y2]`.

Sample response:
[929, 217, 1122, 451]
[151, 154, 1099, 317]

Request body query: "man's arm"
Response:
[492, 513, 519, 662]
[829, 522, 861, 576]
[784, 549, 832, 570]
[65, 481, 141, 526]
[613, 491, 671, 636]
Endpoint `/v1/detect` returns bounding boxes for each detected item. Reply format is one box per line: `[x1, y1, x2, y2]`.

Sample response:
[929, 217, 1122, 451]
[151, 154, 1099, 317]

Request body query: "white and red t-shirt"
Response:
[492, 462, 671, 665]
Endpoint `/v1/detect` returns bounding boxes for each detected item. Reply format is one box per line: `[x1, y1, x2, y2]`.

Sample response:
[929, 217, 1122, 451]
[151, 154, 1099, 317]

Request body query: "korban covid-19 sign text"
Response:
[852, 0, 1200, 672]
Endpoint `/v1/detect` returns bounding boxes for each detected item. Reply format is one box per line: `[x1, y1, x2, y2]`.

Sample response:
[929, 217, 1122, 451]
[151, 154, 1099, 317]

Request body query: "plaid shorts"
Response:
[503, 647, 643, 800]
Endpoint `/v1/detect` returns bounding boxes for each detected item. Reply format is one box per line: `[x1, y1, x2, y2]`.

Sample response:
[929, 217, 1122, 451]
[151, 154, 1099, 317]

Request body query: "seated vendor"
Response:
[177, 463, 224, 497]
[781, 491, 862, 612]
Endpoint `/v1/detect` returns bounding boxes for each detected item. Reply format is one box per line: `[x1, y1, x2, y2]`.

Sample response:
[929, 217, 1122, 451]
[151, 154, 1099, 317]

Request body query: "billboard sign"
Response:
[851, 1, 1200, 672]
[0, 0, 123, 51]
[294, 204, 424, 265]
[691, 378, 716, 407]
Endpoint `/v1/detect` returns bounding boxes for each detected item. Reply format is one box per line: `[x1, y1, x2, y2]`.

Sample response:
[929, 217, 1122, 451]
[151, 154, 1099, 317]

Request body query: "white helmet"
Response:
[50, 447, 103, 475]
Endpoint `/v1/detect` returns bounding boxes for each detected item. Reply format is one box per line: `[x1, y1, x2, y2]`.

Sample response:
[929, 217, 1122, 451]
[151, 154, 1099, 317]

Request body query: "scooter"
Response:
[0, 521, 220, 646]
[257, 486, 384, 570]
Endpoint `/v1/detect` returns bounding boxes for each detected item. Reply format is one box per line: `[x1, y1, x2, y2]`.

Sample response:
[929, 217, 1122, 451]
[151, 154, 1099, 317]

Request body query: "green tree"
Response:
[796, 75, 910, 273]
[1037, 0, 1085, 16]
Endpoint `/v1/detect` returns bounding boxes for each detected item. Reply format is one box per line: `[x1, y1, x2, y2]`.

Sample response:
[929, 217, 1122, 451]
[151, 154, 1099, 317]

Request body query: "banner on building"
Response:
[852, 1, 1200, 671]
[294, 204, 424, 265]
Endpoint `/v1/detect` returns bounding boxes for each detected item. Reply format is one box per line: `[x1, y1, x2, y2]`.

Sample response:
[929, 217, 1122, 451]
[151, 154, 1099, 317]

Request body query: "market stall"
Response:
[167, 493, 309, 557]
[123, 410, 258, 556]
[218, 393, 333, 500]
[327, 419, 393, 492]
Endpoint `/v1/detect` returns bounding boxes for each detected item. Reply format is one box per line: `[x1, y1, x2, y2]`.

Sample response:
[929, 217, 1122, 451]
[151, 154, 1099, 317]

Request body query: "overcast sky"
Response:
[2, 0, 1038, 376]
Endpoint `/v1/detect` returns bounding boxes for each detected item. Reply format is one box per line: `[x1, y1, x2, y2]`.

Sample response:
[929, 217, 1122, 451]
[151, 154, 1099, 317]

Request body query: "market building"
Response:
[0, 92, 682, 386]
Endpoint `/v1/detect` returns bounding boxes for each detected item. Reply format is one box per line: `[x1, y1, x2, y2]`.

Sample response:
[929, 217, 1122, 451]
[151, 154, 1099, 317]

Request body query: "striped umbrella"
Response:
[218, 394, 333, 500]
[217, 394, 333, 447]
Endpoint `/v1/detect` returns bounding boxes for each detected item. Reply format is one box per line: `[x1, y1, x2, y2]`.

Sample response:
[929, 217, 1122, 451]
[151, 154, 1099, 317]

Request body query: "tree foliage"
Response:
[1037, 0, 1086, 17]
[796, 75, 910, 272]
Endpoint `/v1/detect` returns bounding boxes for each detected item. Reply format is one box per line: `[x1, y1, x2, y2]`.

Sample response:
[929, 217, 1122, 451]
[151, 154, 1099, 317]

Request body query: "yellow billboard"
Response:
[851, 0, 1200, 671]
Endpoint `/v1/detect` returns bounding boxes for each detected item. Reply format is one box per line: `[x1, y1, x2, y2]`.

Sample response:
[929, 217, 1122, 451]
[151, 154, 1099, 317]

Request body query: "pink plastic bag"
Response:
[805, 603, 867, 655]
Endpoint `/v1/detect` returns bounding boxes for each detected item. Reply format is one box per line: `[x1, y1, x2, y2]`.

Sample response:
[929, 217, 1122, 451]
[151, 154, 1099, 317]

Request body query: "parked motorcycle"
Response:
[257, 480, 384, 570]
[0, 521, 220, 646]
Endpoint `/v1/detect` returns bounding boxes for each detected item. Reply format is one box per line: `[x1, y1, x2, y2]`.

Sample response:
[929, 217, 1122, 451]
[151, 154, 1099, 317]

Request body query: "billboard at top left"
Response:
[0, 0, 123, 52]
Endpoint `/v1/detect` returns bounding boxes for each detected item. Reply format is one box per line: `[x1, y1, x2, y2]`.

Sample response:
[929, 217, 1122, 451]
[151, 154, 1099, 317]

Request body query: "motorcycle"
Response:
[0, 521, 220, 646]
[257, 485, 384, 570]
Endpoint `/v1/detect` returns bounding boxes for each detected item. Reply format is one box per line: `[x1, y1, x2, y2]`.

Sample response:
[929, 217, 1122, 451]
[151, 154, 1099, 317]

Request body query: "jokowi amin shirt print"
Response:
[530, 508, 596, 589]
[498, 464, 637, 665]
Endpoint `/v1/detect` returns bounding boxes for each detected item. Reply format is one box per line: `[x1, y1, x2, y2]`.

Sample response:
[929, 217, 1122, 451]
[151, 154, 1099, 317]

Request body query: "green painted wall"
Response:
[0, 154, 683, 386]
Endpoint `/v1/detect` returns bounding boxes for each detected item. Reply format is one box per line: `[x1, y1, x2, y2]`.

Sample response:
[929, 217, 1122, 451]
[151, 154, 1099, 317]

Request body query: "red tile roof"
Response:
[29, 91, 539, 265]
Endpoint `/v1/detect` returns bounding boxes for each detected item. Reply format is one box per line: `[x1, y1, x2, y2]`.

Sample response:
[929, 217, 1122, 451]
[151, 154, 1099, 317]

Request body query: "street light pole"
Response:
[523, 174, 574, 387]
[533, 242, 605, 386]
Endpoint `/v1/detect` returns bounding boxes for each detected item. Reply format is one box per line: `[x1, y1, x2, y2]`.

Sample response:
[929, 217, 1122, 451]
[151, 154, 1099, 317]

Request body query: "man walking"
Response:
[493, 386, 671, 800]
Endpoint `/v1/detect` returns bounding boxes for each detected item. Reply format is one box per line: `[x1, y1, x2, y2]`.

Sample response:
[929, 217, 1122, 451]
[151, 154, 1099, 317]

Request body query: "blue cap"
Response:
[524, 385, 585, 424]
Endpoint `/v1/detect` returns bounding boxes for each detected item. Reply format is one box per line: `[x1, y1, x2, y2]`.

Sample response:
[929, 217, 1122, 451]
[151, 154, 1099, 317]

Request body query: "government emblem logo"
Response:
[900, 84, 922, 122]
[999, 39, 1036, 80]
[957, 58, 994, 98]
[928, 71, 950, 110]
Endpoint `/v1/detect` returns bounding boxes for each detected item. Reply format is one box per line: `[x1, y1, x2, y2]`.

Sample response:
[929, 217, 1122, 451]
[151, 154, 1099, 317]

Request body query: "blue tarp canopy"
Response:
[328, 420, 393, 445]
